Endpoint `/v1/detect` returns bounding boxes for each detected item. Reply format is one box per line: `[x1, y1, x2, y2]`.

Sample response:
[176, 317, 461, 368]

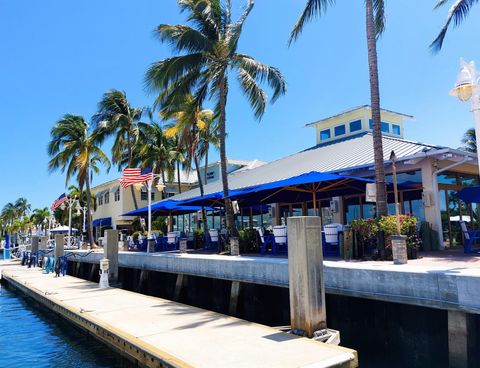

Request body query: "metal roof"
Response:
[169, 132, 445, 201]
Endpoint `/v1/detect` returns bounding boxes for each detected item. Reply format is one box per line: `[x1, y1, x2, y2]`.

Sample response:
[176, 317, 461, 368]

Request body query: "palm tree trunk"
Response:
[177, 160, 182, 194]
[204, 143, 209, 185]
[366, 0, 388, 218]
[127, 130, 139, 210]
[218, 73, 237, 236]
[85, 169, 96, 247]
[194, 154, 209, 234]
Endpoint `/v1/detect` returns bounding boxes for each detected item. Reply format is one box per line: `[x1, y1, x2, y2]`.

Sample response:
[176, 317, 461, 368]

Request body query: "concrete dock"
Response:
[0, 264, 358, 368]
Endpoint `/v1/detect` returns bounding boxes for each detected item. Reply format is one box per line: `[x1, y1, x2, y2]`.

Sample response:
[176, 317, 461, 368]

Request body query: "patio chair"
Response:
[206, 229, 219, 250]
[272, 225, 288, 254]
[167, 231, 180, 250]
[323, 223, 343, 257]
[257, 227, 273, 254]
[459, 220, 480, 254]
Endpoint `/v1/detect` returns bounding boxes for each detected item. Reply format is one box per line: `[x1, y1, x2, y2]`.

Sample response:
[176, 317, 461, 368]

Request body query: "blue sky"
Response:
[1, 0, 480, 210]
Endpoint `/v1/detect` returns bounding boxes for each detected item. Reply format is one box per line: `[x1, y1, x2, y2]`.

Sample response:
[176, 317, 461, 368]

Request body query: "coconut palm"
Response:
[461, 128, 477, 153]
[131, 122, 177, 198]
[146, 0, 286, 235]
[48, 114, 111, 247]
[2, 202, 16, 226]
[14, 198, 31, 218]
[31, 207, 51, 232]
[431, 0, 479, 52]
[290, 0, 388, 217]
[92, 89, 147, 209]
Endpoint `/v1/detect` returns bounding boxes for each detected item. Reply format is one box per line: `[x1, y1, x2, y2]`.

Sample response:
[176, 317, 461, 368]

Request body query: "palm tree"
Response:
[2, 202, 16, 227]
[290, 0, 388, 217]
[14, 198, 31, 218]
[48, 114, 111, 247]
[31, 207, 51, 232]
[461, 128, 477, 153]
[198, 115, 219, 186]
[146, 0, 286, 235]
[431, 0, 479, 52]
[92, 90, 147, 209]
[131, 122, 177, 197]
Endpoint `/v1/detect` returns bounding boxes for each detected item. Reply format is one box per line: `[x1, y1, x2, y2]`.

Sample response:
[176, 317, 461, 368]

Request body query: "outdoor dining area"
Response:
[121, 171, 375, 257]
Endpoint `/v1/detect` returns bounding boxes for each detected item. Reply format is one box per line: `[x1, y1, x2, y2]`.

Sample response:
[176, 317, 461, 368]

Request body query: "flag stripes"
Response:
[119, 168, 153, 188]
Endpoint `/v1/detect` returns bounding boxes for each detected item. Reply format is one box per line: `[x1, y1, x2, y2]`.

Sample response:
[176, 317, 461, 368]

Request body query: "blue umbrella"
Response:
[456, 186, 480, 203]
[122, 199, 214, 217]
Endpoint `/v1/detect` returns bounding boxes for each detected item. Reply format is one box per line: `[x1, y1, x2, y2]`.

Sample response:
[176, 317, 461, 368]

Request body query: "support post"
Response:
[229, 281, 241, 316]
[54, 234, 65, 261]
[31, 236, 39, 253]
[39, 236, 48, 251]
[104, 229, 119, 283]
[287, 216, 326, 337]
[173, 274, 185, 301]
[448, 310, 477, 368]
[230, 237, 239, 256]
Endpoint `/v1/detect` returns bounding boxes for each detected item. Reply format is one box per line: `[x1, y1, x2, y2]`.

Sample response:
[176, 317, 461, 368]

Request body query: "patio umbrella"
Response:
[456, 186, 480, 204]
[179, 171, 373, 213]
[122, 199, 214, 217]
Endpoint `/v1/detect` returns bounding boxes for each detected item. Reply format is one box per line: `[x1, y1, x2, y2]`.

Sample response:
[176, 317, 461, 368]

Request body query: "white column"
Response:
[421, 159, 444, 249]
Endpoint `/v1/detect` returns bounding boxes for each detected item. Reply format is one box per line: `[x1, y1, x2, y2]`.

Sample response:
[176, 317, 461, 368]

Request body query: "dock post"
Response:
[54, 234, 65, 260]
[448, 310, 477, 368]
[31, 236, 39, 268]
[229, 281, 241, 316]
[105, 230, 119, 283]
[173, 274, 185, 301]
[287, 216, 326, 337]
[39, 236, 48, 251]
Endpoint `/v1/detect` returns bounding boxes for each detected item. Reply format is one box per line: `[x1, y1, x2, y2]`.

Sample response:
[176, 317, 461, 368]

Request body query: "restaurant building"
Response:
[167, 106, 479, 249]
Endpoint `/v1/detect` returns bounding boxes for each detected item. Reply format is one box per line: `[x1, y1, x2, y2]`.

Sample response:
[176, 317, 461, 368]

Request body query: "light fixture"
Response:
[450, 58, 480, 102]
[156, 183, 166, 192]
[134, 183, 144, 191]
[76, 210, 81, 216]
[60, 203, 66, 210]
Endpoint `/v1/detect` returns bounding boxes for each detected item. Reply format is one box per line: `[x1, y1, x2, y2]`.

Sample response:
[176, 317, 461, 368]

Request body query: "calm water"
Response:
[0, 283, 133, 368]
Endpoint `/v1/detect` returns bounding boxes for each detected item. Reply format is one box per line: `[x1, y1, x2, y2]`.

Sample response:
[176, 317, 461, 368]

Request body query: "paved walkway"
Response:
[0, 265, 357, 368]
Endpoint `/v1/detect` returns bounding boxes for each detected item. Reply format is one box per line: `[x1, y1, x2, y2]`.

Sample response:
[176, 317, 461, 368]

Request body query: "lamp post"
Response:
[450, 58, 480, 172]
[60, 195, 78, 246]
[134, 175, 165, 253]
[76, 203, 88, 233]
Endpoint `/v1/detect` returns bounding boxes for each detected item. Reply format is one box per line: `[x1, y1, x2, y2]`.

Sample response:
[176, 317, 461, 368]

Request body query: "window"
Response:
[334, 125, 346, 136]
[141, 189, 155, 201]
[114, 188, 120, 201]
[98, 196, 103, 206]
[392, 124, 401, 135]
[104, 192, 109, 204]
[381, 122, 389, 133]
[320, 129, 331, 141]
[207, 171, 215, 180]
[368, 119, 390, 133]
[349, 120, 362, 133]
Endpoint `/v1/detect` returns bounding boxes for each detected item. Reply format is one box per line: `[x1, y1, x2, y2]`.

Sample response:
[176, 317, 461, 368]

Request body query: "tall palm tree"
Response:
[431, 0, 479, 52]
[461, 128, 477, 153]
[146, 0, 286, 235]
[14, 198, 31, 218]
[198, 114, 219, 186]
[2, 202, 16, 226]
[290, 0, 388, 217]
[31, 207, 51, 232]
[48, 114, 111, 247]
[92, 89, 147, 209]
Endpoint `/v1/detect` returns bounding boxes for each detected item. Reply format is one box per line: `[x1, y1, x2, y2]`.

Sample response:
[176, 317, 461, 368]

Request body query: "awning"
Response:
[92, 217, 112, 227]
[179, 171, 373, 208]
[50, 225, 79, 232]
[122, 200, 214, 217]
[110, 185, 120, 193]
[456, 186, 480, 203]
[95, 190, 107, 198]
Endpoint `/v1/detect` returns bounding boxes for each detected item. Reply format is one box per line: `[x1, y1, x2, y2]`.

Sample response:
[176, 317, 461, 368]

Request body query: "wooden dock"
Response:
[1, 264, 357, 368]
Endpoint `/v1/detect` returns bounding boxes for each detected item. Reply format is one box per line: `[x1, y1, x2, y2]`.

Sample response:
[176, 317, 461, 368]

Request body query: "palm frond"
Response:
[155, 24, 211, 53]
[289, 0, 336, 45]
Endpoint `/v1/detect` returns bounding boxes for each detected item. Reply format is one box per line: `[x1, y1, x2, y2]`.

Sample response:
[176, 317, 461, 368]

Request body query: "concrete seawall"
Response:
[67, 250, 480, 314]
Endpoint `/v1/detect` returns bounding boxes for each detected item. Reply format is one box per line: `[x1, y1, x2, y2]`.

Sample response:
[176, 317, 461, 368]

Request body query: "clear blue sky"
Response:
[1, 0, 480, 210]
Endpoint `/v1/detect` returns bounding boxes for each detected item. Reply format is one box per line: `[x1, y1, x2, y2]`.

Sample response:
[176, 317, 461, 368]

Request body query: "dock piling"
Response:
[287, 216, 327, 337]
[104, 230, 119, 283]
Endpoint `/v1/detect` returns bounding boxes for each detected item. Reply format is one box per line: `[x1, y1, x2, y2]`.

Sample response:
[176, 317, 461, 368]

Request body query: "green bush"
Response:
[239, 228, 259, 253]
[350, 218, 378, 244]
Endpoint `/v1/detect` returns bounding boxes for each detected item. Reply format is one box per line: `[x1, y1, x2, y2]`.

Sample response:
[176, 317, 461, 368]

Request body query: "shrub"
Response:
[239, 228, 259, 253]
[350, 218, 378, 244]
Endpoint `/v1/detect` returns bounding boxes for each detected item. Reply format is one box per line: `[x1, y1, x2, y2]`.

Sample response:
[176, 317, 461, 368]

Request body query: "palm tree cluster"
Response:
[43, 0, 474, 244]
[0, 198, 38, 237]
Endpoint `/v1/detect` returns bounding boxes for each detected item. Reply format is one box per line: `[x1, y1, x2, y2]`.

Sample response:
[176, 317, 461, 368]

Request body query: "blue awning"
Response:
[122, 199, 214, 217]
[92, 217, 112, 227]
[456, 186, 480, 203]
[178, 171, 374, 207]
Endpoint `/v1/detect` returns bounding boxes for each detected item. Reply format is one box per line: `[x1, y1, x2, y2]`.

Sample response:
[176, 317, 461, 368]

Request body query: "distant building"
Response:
[90, 159, 265, 235]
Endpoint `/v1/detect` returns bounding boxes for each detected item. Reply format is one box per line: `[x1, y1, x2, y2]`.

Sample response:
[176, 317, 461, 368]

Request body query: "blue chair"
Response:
[166, 231, 180, 250]
[272, 226, 288, 254]
[460, 220, 480, 254]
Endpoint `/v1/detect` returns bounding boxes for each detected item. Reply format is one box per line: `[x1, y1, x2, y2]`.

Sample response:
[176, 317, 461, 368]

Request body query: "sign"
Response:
[366, 183, 376, 202]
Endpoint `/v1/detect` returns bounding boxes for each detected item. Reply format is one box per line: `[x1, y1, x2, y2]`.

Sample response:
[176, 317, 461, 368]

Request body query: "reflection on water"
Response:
[0, 283, 133, 368]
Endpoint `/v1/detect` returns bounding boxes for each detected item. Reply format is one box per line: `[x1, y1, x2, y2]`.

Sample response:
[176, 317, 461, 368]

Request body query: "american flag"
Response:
[119, 168, 153, 188]
[51, 193, 68, 211]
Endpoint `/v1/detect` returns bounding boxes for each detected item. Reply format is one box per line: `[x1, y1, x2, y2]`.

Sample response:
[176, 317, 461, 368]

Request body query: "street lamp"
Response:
[134, 175, 165, 253]
[450, 58, 480, 170]
[75, 203, 88, 234]
[60, 195, 78, 245]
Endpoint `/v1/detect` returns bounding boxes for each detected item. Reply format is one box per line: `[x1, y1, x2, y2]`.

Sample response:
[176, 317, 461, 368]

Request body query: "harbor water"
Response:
[0, 282, 132, 368]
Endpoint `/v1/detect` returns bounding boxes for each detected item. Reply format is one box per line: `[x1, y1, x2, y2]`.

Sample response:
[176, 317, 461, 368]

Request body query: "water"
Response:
[0, 283, 133, 368]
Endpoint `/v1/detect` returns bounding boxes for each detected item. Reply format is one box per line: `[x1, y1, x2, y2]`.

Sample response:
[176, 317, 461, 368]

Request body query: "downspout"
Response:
[432, 155, 471, 250]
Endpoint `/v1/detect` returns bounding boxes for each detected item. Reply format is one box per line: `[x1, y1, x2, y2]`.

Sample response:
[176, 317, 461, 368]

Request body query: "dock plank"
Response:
[1, 265, 357, 368]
